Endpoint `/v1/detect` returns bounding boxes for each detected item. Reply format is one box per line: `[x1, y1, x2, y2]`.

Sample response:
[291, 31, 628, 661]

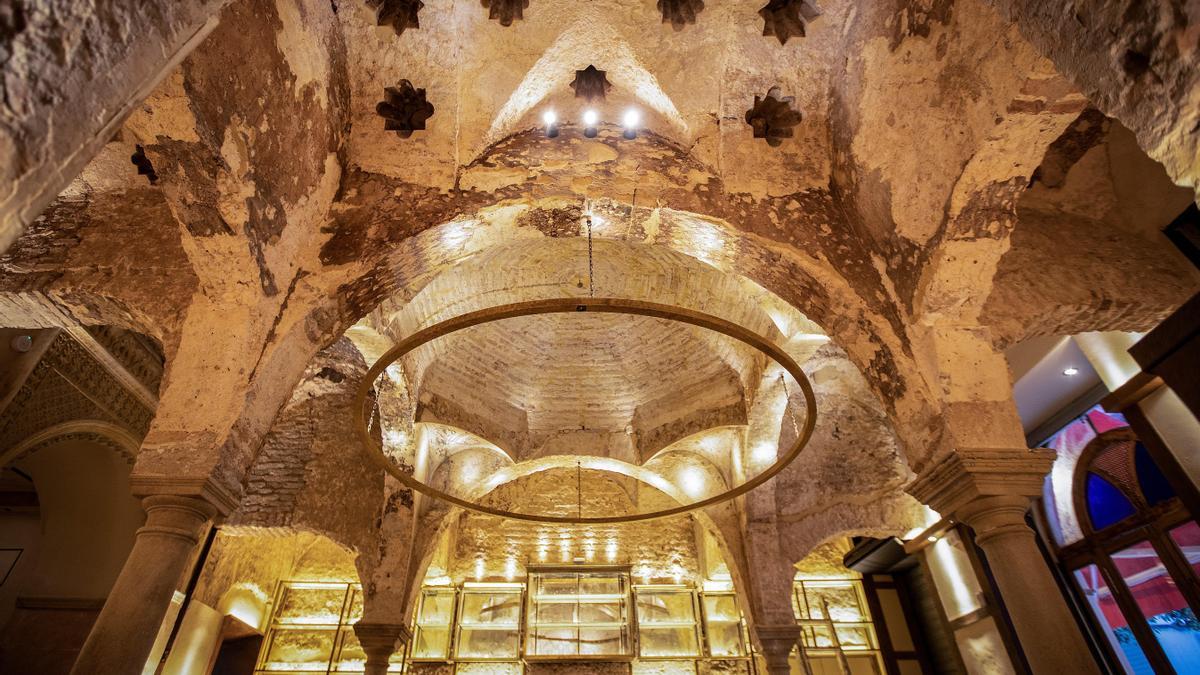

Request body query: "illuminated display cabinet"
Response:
[792, 578, 885, 674]
[254, 575, 770, 673]
[700, 590, 750, 658]
[526, 569, 632, 658]
[411, 587, 457, 661]
[635, 586, 701, 658]
[257, 582, 402, 674]
[455, 584, 523, 660]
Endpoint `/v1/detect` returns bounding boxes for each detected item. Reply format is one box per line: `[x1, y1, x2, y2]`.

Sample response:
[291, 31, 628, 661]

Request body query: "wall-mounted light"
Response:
[1062, 366, 1080, 377]
[622, 108, 640, 139]
[543, 109, 559, 138]
[583, 109, 599, 138]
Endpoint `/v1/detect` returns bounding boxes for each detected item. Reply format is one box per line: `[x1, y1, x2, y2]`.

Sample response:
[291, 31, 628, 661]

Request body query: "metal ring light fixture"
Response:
[353, 297, 817, 523]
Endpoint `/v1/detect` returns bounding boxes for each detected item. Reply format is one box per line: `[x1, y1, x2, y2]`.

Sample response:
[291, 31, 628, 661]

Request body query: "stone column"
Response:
[354, 622, 410, 675]
[71, 494, 219, 674]
[756, 623, 802, 675]
[909, 449, 1101, 675]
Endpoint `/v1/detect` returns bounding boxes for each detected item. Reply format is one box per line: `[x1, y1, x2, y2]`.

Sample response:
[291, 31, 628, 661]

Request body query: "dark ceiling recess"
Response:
[367, 0, 423, 36]
[481, 0, 530, 26]
[1164, 203, 1200, 270]
[376, 81, 435, 138]
[658, 0, 705, 31]
[570, 65, 612, 103]
[759, 0, 822, 45]
[843, 537, 917, 574]
[745, 87, 803, 147]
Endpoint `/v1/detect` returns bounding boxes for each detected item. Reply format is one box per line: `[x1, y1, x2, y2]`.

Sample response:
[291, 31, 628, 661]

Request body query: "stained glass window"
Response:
[1086, 473, 1138, 531]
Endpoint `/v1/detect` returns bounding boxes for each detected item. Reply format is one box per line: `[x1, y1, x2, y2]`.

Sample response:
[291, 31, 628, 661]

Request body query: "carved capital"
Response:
[138, 495, 218, 545]
[755, 623, 801, 673]
[353, 622, 410, 666]
[130, 475, 240, 517]
[907, 447, 1054, 516]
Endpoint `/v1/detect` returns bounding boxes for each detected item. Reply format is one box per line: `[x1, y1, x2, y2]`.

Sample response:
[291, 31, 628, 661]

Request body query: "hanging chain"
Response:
[780, 372, 801, 439]
[586, 215, 595, 297]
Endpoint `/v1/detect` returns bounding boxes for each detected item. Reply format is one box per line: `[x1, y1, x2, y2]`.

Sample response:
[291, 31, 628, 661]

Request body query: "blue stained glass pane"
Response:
[1087, 473, 1137, 530]
[1134, 443, 1176, 506]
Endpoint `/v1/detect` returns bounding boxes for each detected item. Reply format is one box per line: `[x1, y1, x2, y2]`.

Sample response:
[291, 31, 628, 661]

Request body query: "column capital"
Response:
[130, 475, 240, 517]
[353, 621, 411, 650]
[755, 624, 801, 674]
[907, 447, 1054, 516]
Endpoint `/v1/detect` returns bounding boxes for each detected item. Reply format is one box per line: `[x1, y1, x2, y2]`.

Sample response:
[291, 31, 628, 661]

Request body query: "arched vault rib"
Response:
[326, 145, 940, 463]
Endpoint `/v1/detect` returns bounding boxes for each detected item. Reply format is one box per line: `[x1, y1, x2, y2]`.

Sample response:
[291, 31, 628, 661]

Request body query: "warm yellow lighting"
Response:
[751, 442, 776, 464]
[504, 557, 517, 581]
[474, 558, 485, 581]
[680, 466, 706, 497]
[606, 539, 619, 562]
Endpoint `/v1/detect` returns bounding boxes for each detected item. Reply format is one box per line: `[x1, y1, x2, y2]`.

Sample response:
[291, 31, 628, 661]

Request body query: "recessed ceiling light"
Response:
[1063, 366, 1080, 376]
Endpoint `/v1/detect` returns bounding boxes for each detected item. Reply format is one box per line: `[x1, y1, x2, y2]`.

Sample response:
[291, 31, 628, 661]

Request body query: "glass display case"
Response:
[257, 582, 401, 674]
[411, 587, 457, 661]
[526, 570, 631, 658]
[454, 584, 524, 660]
[700, 591, 749, 658]
[635, 586, 700, 658]
[792, 579, 884, 675]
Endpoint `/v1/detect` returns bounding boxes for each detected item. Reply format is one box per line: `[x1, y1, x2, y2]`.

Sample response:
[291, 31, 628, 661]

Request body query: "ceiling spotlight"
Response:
[1062, 366, 1080, 377]
[583, 109, 599, 138]
[622, 108, 640, 140]
[543, 109, 559, 138]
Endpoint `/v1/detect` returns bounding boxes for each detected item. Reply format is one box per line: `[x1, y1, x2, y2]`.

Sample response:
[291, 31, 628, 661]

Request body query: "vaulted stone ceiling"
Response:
[0, 0, 1196, 557]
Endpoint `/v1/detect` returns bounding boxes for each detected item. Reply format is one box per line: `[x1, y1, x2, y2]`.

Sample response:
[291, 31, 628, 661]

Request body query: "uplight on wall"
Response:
[542, 109, 559, 138]
[583, 109, 599, 138]
[622, 108, 640, 139]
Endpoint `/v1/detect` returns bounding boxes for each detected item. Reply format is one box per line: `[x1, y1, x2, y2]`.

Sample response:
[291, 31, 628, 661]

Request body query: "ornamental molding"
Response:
[907, 448, 1055, 516]
[0, 331, 156, 466]
[0, 420, 140, 468]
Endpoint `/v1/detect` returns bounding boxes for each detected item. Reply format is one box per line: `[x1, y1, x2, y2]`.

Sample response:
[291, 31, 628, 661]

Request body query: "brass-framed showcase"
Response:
[255, 571, 760, 673]
[256, 581, 403, 674]
[790, 578, 886, 675]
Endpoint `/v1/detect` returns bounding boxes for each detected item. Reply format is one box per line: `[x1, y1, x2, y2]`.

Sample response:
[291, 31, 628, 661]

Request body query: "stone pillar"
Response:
[909, 449, 1101, 675]
[756, 624, 802, 675]
[353, 622, 409, 675]
[70, 494, 219, 674]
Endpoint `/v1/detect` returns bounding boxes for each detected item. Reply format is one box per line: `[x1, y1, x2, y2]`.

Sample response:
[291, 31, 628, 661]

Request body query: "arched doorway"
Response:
[0, 434, 143, 672]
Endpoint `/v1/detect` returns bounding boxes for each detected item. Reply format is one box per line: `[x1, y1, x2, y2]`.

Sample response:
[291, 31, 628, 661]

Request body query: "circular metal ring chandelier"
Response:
[353, 297, 816, 523]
